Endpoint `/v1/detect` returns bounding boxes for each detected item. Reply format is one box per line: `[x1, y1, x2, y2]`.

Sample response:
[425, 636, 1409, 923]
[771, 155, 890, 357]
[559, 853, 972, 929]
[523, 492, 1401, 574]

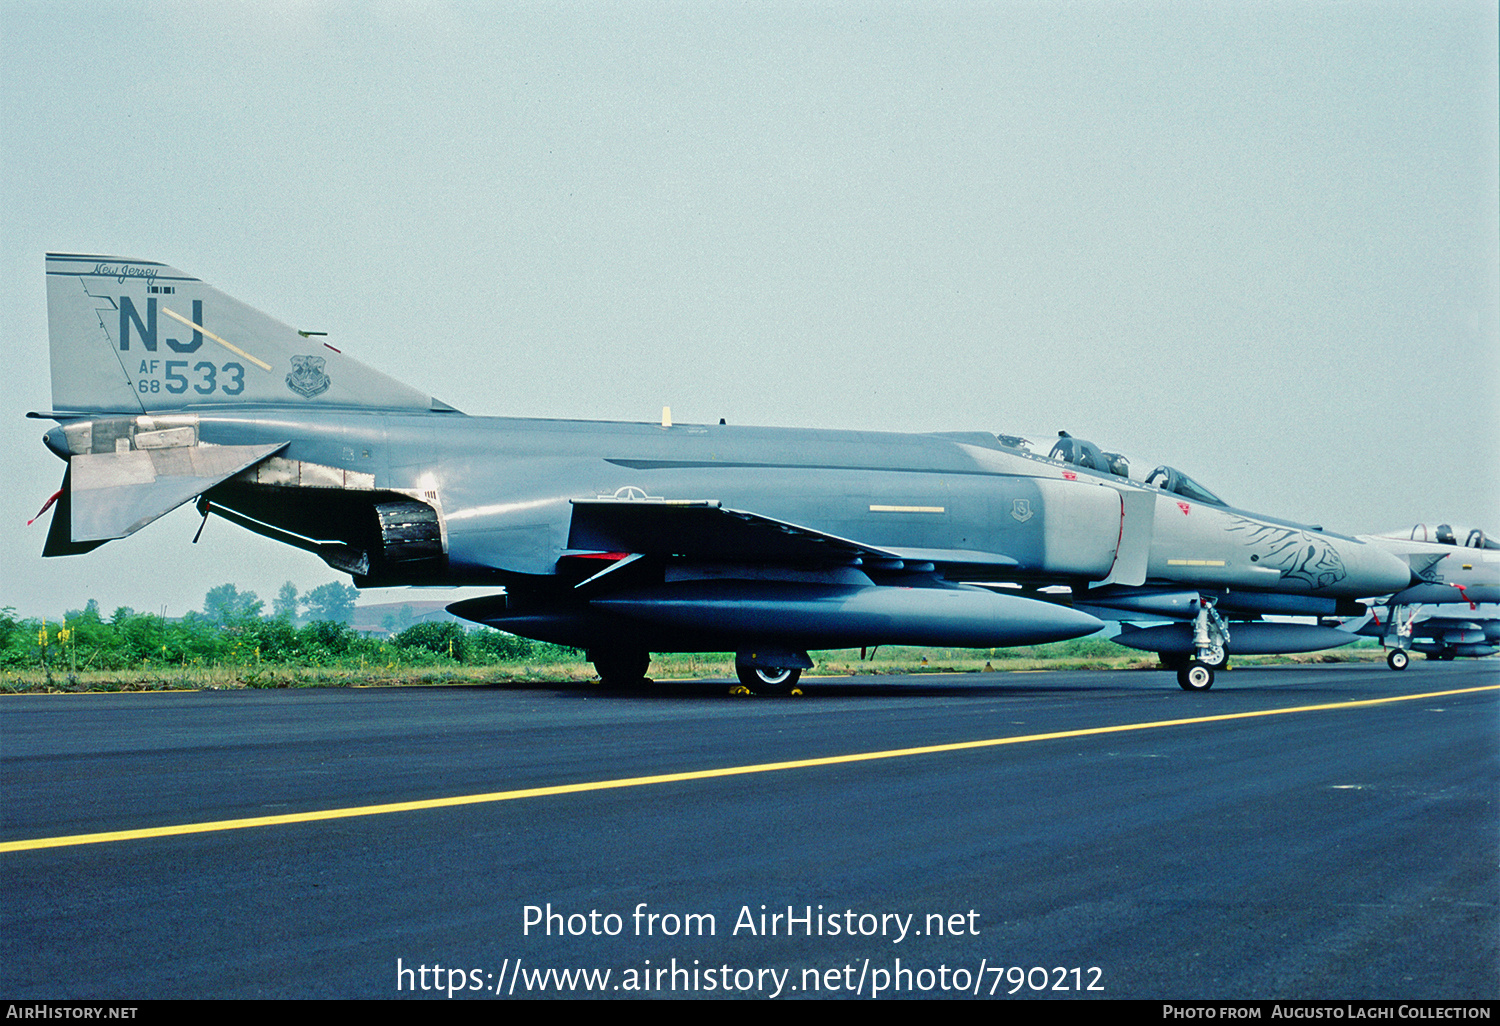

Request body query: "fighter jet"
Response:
[1355, 524, 1500, 669]
[31, 254, 1412, 692]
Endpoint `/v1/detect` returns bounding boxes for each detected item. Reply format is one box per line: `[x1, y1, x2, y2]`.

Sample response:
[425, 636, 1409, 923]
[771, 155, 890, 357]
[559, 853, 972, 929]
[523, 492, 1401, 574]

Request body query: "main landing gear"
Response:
[590, 647, 808, 694]
[590, 647, 651, 686]
[734, 648, 811, 695]
[735, 665, 802, 695]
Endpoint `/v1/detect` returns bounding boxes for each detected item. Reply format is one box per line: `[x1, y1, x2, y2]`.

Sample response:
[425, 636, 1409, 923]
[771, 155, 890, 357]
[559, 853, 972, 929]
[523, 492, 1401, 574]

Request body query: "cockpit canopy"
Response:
[1140, 465, 1225, 506]
[1046, 433, 1129, 477]
[996, 430, 1228, 507]
[1398, 524, 1495, 549]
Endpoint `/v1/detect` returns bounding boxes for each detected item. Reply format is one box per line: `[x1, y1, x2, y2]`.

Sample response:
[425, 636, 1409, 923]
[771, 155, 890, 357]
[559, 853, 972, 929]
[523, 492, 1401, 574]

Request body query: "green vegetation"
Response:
[0, 586, 583, 694]
[0, 587, 1384, 695]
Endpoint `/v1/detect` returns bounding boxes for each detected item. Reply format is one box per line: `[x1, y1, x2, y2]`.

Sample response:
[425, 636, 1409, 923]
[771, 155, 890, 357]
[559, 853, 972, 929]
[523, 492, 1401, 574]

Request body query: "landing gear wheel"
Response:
[1387, 649, 1409, 671]
[592, 648, 650, 685]
[1176, 662, 1215, 691]
[736, 665, 801, 695]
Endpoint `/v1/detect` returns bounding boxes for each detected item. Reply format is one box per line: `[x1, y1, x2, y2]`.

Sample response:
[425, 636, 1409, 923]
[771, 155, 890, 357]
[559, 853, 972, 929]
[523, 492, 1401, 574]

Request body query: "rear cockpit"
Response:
[1046, 432, 1130, 478]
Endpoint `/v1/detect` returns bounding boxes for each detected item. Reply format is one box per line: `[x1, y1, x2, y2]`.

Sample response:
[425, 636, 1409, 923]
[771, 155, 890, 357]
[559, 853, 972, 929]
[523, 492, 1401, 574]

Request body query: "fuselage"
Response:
[141, 406, 1413, 599]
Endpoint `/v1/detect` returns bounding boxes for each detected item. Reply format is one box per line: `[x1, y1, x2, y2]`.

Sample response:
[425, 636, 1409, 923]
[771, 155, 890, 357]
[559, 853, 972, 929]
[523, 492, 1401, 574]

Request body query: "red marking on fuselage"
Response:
[1177, 502, 1191, 516]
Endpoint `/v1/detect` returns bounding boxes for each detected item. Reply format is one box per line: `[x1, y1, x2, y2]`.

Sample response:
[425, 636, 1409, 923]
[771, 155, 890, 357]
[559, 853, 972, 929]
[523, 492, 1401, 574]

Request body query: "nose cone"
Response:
[1349, 541, 1422, 596]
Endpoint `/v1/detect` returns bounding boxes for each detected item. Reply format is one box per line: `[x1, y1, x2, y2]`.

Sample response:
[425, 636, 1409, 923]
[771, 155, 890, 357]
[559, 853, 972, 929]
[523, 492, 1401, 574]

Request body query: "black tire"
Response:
[592, 648, 650, 685]
[1176, 663, 1214, 691]
[736, 665, 801, 695]
[1386, 649, 1409, 671]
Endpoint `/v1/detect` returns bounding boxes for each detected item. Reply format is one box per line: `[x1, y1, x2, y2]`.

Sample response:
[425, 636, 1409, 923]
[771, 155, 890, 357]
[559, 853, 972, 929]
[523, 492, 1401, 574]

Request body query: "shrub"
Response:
[301, 620, 358, 656]
[393, 622, 467, 661]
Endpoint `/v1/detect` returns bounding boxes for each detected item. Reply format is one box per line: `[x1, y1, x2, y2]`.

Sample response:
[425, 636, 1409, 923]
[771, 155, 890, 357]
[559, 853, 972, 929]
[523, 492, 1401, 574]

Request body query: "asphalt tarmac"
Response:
[2, 661, 1496, 1000]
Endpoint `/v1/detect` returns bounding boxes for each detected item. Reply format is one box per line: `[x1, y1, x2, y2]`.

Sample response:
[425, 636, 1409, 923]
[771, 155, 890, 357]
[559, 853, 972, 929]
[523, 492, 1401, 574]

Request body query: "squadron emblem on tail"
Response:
[286, 355, 331, 398]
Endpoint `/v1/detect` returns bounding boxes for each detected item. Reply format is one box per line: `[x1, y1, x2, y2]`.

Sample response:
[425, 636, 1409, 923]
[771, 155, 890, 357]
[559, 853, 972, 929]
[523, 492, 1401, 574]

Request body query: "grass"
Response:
[0, 639, 1391, 694]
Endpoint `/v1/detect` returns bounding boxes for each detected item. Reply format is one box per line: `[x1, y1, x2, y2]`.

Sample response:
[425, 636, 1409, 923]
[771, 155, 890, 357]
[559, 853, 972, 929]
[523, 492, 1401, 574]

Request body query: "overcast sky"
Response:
[2, 1, 1496, 620]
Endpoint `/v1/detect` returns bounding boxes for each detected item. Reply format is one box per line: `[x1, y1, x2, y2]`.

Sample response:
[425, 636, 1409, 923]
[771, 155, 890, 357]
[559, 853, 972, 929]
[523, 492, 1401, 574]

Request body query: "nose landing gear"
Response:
[1172, 597, 1228, 690]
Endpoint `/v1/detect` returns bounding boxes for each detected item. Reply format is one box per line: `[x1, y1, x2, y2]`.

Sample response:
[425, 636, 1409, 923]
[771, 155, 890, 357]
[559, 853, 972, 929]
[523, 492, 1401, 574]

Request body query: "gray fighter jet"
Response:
[32, 254, 1413, 691]
[1355, 524, 1500, 669]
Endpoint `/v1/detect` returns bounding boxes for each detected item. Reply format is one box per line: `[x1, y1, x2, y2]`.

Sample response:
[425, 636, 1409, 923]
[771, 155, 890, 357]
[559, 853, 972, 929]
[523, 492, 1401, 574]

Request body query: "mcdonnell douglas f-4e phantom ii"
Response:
[1354, 524, 1500, 669]
[32, 254, 1414, 691]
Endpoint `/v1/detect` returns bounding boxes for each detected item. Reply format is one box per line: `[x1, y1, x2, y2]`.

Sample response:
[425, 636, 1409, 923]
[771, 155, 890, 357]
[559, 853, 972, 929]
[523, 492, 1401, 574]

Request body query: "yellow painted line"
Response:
[162, 306, 274, 371]
[3, 684, 1494, 854]
[869, 504, 945, 513]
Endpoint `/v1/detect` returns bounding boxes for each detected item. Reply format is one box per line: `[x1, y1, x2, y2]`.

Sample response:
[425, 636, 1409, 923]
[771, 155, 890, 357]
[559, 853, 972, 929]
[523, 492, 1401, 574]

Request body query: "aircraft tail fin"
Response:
[45, 254, 457, 415]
